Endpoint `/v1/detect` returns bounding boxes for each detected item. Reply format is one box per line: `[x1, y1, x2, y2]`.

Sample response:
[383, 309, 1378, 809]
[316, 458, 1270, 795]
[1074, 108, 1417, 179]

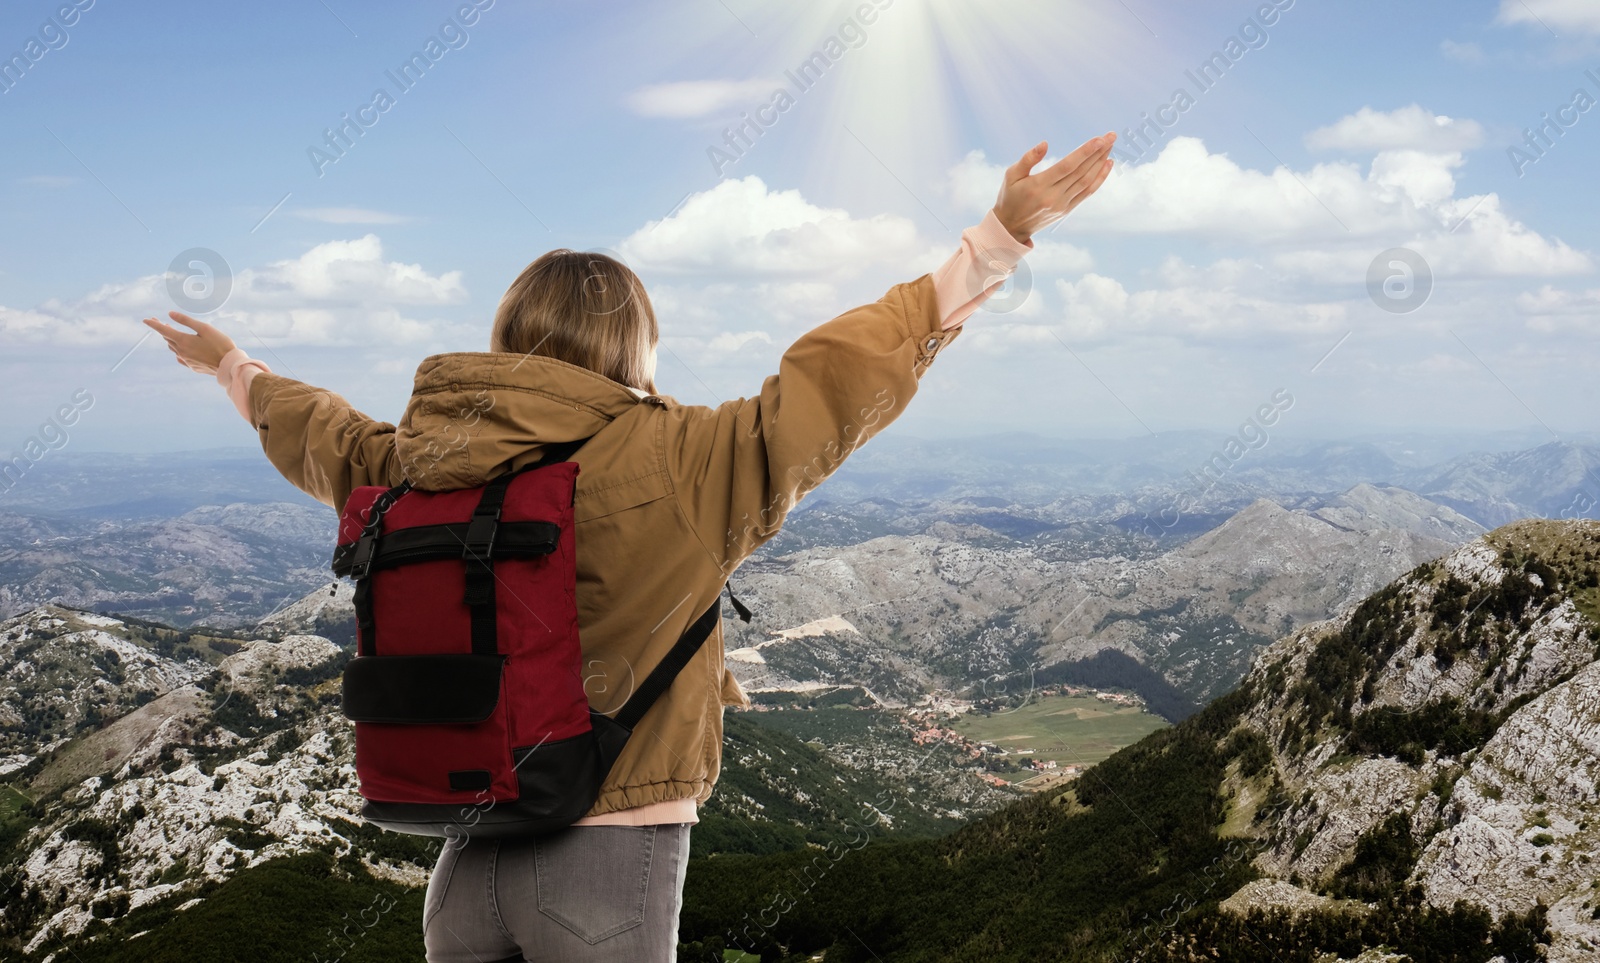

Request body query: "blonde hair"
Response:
[490, 250, 658, 393]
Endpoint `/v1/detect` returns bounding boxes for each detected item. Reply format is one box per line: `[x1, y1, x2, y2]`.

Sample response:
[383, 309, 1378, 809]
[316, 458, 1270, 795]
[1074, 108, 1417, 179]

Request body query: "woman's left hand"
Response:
[143, 311, 237, 377]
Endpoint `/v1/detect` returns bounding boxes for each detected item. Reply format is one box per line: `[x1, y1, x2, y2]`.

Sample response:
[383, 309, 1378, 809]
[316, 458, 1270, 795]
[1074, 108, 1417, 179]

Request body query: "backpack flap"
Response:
[342, 654, 505, 725]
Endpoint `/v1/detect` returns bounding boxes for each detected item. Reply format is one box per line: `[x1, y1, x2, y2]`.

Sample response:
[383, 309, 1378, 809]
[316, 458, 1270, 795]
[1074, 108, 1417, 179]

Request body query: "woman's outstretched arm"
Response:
[142, 313, 401, 511]
[666, 133, 1117, 573]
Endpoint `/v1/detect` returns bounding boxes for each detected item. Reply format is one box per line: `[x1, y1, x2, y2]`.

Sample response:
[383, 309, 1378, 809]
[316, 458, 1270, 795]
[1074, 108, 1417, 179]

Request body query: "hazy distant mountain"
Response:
[820, 429, 1580, 505]
[0, 502, 336, 628]
[1296, 481, 1487, 540]
[1, 435, 1590, 674]
[0, 449, 318, 516]
[1408, 440, 1600, 527]
[0, 449, 337, 627]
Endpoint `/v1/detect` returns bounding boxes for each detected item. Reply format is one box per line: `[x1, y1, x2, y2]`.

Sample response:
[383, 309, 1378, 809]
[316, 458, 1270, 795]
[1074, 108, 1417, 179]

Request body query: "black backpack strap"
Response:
[613, 584, 752, 732]
[724, 584, 753, 623]
[461, 472, 514, 657]
[462, 437, 594, 657]
[350, 480, 413, 657]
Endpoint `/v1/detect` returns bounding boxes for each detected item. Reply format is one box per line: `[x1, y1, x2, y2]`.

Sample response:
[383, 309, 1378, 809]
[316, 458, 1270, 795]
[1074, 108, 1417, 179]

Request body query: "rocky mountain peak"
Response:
[1222, 518, 1600, 957]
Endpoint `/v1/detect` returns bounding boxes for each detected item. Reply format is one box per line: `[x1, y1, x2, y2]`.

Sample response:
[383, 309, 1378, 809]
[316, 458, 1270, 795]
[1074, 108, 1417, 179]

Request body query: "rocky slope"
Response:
[0, 609, 212, 777]
[0, 607, 1001, 960]
[0, 608, 361, 957]
[1217, 518, 1600, 960]
[677, 518, 1600, 962]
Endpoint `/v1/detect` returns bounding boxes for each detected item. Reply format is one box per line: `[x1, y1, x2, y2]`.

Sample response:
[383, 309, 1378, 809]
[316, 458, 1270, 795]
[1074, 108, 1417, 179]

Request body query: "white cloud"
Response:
[617, 141, 1590, 381]
[705, 330, 774, 355]
[952, 258, 1355, 355]
[647, 279, 852, 397]
[1515, 284, 1600, 332]
[626, 79, 781, 118]
[948, 138, 1591, 279]
[1050, 269, 1349, 343]
[1440, 39, 1487, 63]
[1024, 240, 1095, 275]
[0, 236, 469, 348]
[1305, 105, 1485, 152]
[0, 305, 68, 341]
[1074, 138, 1466, 241]
[234, 236, 464, 305]
[947, 149, 1004, 215]
[953, 321, 1071, 355]
[649, 280, 844, 341]
[292, 207, 414, 225]
[1271, 187, 1592, 280]
[1498, 0, 1600, 35]
[1080, 139, 1400, 240]
[617, 176, 921, 276]
[954, 140, 1399, 241]
[1367, 148, 1464, 207]
[1394, 352, 1481, 378]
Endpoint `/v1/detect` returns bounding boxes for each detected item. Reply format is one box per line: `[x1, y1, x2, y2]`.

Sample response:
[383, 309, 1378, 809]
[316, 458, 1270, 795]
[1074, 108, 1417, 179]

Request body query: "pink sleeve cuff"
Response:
[216, 348, 271, 423]
[931, 209, 1034, 330]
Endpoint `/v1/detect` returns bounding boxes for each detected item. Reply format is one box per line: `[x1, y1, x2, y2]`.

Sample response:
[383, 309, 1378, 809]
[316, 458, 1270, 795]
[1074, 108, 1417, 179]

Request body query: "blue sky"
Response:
[1, 0, 1598, 460]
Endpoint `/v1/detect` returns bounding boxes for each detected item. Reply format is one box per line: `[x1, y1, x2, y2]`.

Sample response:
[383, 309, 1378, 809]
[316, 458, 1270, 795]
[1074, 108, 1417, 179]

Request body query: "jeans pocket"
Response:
[535, 826, 655, 944]
[422, 838, 466, 934]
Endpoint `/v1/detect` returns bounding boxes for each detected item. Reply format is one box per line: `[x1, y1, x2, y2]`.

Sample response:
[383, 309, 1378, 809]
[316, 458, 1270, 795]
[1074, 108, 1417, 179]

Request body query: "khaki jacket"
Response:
[246, 273, 961, 815]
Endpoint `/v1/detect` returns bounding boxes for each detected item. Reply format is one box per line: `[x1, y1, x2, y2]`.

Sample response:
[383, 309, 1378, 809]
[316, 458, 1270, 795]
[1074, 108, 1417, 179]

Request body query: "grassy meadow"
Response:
[955, 694, 1169, 772]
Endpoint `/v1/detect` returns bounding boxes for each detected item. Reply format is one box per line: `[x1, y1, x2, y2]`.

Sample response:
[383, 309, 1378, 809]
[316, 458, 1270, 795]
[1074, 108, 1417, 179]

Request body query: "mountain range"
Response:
[720, 481, 1485, 706]
[0, 443, 1596, 959]
[677, 518, 1600, 962]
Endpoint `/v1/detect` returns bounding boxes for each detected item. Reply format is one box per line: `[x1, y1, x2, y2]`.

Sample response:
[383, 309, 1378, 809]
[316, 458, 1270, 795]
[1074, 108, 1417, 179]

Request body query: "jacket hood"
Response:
[393, 352, 652, 491]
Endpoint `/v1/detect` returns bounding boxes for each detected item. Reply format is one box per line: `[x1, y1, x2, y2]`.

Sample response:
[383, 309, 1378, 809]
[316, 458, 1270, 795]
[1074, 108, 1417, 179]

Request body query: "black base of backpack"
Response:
[357, 709, 634, 838]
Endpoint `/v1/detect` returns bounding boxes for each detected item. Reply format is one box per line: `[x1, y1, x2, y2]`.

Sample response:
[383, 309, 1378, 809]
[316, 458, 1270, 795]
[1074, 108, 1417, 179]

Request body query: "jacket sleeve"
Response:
[245, 372, 403, 512]
[664, 273, 960, 575]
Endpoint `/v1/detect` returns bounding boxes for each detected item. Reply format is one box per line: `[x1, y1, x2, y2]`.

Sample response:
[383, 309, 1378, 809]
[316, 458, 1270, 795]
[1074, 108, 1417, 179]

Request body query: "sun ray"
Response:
[629, 1, 1168, 215]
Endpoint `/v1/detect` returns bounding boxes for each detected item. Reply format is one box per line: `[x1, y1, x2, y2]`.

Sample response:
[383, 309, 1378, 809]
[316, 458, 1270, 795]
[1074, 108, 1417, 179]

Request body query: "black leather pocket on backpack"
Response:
[342, 654, 505, 724]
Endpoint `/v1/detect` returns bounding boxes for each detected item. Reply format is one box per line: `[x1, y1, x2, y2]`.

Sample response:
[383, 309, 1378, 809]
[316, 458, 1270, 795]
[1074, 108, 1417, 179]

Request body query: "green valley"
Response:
[954, 692, 1170, 777]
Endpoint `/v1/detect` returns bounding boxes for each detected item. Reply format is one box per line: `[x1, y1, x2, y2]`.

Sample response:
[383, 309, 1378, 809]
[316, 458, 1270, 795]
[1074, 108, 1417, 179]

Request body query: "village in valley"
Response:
[737, 674, 1169, 798]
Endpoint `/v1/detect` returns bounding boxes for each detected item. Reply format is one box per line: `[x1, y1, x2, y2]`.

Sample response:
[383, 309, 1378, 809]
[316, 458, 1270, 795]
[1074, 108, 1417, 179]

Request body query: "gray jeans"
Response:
[422, 824, 691, 963]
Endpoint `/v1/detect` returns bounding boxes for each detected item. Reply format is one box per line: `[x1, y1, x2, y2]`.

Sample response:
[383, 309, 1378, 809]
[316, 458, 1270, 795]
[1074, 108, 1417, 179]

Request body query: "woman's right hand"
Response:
[992, 133, 1117, 245]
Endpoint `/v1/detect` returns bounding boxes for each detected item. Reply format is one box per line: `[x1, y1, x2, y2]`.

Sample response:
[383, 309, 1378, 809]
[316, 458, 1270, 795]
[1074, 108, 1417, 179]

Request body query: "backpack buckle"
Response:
[463, 507, 501, 560]
[346, 480, 411, 581]
[349, 533, 377, 580]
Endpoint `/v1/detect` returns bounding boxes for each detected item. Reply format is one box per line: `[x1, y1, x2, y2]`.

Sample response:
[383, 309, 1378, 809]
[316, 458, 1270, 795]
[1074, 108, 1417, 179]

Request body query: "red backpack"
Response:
[331, 439, 747, 838]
